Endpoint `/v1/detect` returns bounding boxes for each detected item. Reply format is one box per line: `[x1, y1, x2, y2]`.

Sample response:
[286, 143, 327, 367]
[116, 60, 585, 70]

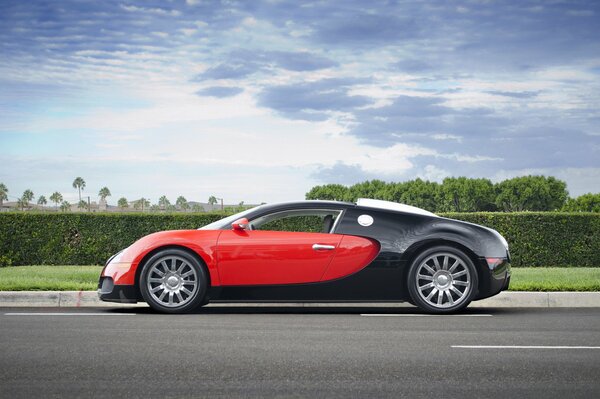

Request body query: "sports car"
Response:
[98, 198, 511, 313]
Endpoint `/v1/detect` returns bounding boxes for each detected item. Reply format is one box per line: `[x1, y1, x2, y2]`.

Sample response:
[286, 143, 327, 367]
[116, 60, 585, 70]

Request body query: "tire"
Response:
[407, 246, 478, 313]
[139, 248, 208, 314]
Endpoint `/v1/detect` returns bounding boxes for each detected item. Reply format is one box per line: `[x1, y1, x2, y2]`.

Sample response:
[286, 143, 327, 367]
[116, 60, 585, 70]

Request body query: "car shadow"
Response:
[105, 304, 510, 316]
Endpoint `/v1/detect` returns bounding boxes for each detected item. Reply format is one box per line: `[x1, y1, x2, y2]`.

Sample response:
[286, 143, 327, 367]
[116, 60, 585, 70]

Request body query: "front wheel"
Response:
[407, 246, 478, 313]
[140, 249, 208, 314]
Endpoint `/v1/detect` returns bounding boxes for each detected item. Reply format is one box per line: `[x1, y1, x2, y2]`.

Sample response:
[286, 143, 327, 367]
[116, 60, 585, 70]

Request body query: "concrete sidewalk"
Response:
[0, 291, 599, 308]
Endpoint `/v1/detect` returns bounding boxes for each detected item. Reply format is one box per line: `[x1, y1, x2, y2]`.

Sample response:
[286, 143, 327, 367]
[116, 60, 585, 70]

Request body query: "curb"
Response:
[1, 291, 600, 308]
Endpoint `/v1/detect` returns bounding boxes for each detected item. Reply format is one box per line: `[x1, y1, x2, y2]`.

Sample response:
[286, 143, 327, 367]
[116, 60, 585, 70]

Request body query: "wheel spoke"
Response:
[175, 292, 184, 303]
[181, 270, 194, 278]
[423, 264, 436, 275]
[454, 280, 469, 287]
[170, 258, 176, 272]
[148, 277, 163, 283]
[452, 270, 467, 278]
[448, 259, 460, 273]
[437, 290, 444, 305]
[181, 287, 193, 296]
[158, 290, 167, 301]
[151, 285, 163, 293]
[168, 292, 174, 305]
[160, 261, 169, 273]
[182, 280, 197, 286]
[418, 274, 434, 281]
[442, 256, 448, 270]
[426, 288, 438, 301]
[419, 282, 434, 290]
[176, 262, 186, 274]
[446, 290, 454, 305]
[450, 286, 463, 296]
[433, 257, 441, 271]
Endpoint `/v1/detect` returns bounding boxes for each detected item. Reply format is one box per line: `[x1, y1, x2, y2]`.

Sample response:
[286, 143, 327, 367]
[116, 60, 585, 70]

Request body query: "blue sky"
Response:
[1, 0, 599, 205]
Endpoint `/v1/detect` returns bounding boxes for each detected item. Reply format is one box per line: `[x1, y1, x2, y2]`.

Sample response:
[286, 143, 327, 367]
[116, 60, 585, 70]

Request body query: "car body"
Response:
[99, 198, 511, 313]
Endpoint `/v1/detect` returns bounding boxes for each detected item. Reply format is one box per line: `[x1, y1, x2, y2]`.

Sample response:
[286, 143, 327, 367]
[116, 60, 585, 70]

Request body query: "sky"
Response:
[1, 0, 599, 205]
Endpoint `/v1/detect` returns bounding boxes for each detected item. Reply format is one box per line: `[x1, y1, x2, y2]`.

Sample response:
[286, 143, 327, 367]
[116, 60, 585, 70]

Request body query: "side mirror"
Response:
[232, 218, 249, 231]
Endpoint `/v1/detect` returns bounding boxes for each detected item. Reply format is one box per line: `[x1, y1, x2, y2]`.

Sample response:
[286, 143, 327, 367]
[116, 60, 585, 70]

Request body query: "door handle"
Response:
[312, 244, 335, 251]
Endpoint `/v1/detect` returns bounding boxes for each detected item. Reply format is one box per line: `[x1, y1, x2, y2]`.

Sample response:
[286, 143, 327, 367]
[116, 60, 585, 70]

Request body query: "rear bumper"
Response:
[98, 277, 139, 303]
[474, 257, 511, 300]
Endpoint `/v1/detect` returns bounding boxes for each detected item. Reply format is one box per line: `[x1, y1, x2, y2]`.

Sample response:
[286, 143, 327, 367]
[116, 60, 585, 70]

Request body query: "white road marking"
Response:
[4, 312, 136, 316]
[452, 345, 600, 349]
[360, 314, 492, 317]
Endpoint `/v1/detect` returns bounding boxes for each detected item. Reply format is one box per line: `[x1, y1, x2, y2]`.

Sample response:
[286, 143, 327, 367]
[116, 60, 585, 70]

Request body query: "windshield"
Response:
[198, 205, 263, 230]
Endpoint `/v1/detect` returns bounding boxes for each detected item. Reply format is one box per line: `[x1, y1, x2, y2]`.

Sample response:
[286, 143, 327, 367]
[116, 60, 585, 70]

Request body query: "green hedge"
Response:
[0, 213, 225, 266]
[0, 212, 598, 267]
[443, 213, 600, 267]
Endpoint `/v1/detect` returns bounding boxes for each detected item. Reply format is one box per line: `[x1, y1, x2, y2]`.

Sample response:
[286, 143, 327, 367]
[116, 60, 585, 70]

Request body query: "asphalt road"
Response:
[1, 306, 599, 398]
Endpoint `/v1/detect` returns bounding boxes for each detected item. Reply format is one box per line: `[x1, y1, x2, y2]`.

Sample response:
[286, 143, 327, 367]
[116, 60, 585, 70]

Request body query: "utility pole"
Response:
[87, 196, 91, 212]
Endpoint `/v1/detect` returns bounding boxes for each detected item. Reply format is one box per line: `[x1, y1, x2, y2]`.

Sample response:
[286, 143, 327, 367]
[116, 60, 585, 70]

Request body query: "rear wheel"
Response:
[140, 249, 208, 314]
[407, 246, 478, 313]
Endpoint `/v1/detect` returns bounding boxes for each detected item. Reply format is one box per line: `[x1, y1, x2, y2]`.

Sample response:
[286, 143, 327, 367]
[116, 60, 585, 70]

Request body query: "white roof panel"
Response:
[356, 198, 437, 217]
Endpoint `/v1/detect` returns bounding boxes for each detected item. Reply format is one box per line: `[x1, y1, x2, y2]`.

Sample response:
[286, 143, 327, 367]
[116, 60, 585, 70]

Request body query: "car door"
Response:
[216, 209, 343, 286]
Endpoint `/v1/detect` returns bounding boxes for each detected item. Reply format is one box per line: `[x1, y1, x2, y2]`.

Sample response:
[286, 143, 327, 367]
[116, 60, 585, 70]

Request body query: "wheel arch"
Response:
[133, 244, 212, 299]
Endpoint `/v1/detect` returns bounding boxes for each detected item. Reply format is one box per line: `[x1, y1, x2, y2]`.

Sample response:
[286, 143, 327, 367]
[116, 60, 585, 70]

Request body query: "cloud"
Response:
[196, 86, 244, 98]
[257, 78, 372, 120]
[487, 90, 540, 99]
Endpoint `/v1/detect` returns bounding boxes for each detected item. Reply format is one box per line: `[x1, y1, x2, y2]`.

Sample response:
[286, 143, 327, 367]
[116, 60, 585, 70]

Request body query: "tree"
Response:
[398, 179, 442, 212]
[192, 203, 203, 212]
[562, 193, 600, 212]
[117, 197, 129, 209]
[0, 183, 8, 209]
[49, 192, 63, 210]
[78, 199, 89, 211]
[37, 195, 47, 208]
[347, 180, 388, 201]
[133, 198, 150, 211]
[495, 175, 568, 211]
[305, 184, 350, 201]
[21, 189, 34, 210]
[98, 187, 111, 202]
[176, 196, 189, 211]
[208, 196, 218, 205]
[439, 177, 496, 212]
[158, 195, 171, 210]
[72, 177, 86, 202]
[60, 200, 71, 212]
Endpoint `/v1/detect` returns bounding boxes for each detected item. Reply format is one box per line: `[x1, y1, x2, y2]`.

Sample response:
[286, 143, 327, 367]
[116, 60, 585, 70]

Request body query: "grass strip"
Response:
[0, 266, 103, 291]
[0, 266, 599, 292]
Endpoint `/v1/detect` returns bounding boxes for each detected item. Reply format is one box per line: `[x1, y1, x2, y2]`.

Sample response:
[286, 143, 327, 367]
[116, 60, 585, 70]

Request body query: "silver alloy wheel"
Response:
[415, 252, 471, 309]
[146, 256, 199, 308]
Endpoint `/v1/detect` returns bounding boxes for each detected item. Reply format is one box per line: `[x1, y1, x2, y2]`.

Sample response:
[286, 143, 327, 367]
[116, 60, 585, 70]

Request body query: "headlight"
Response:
[107, 250, 125, 265]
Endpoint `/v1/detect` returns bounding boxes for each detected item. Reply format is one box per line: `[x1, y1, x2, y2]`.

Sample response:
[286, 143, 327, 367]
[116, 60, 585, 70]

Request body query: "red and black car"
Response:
[99, 198, 511, 313]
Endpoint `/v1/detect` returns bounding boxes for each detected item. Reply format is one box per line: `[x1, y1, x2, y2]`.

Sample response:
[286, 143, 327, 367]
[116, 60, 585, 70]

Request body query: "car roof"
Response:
[257, 199, 436, 217]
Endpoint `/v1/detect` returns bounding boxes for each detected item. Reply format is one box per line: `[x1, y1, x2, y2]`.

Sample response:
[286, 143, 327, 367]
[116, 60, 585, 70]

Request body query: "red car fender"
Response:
[104, 230, 222, 286]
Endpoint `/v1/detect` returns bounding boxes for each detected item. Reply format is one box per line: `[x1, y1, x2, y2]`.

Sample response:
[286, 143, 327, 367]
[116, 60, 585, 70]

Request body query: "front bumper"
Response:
[98, 277, 139, 303]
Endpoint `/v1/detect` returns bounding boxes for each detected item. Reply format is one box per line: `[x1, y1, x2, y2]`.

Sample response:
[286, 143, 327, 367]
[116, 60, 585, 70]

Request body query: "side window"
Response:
[251, 210, 342, 233]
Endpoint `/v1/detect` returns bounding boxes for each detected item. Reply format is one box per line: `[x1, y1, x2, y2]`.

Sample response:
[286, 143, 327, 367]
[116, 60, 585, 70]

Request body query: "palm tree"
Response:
[98, 186, 111, 202]
[176, 196, 189, 211]
[158, 195, 170, 210]
[78, 199, 88, 211]
[118, 197, 128, 209]
[134, 197, 150, 211]
[72, 177, 86, 202]
[37, 195, 47, 209]
[0, 183, 8, 209]
[208, 195, 217, 205]
[49, 192, 63, 210]
[60, 200, 71, 212]
[22, 189, 34, 210]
